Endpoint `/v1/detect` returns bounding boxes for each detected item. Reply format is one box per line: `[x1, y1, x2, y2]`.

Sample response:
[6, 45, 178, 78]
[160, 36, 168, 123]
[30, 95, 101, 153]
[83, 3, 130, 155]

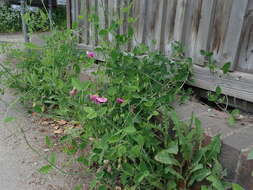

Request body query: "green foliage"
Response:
[0, 5, 22, 32]
[0, 5, 66, 33]
[0, 5, 238, 190]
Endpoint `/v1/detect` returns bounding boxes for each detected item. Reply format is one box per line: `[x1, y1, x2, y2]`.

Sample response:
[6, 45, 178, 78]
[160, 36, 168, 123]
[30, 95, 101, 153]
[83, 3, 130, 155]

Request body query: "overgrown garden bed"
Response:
[0, 8, 249, 190]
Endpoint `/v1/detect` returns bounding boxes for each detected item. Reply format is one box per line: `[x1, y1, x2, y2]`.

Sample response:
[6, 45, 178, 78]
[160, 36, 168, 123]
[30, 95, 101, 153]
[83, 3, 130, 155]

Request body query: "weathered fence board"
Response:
[69, 0, 253, 103]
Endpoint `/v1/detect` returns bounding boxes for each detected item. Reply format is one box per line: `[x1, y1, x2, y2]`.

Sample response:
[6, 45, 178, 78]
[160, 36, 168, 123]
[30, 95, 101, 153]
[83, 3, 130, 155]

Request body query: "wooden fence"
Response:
[68, 0, 253, 104]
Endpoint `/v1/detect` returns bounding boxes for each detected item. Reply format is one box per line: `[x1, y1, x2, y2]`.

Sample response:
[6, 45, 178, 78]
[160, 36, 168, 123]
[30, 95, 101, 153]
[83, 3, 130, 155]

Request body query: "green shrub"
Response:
[0, 5, 22, 32]
[0, 5, 66, 33]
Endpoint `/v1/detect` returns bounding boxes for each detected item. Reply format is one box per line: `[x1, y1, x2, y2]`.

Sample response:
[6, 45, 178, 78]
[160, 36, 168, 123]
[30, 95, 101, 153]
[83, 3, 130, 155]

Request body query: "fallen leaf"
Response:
[54, 129, 64, 134]
[57, 120, 67, 125]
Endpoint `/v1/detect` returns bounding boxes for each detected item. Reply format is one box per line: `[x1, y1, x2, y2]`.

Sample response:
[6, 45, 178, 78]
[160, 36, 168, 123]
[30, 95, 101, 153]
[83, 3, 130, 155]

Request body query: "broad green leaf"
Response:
[155, 150, 180, 165]
[188, 169, 211, 186]
[71, 78, 82, 90]
[221, 62, 231, 74]
[4, 116, 15, 123]
[190, 164, 203, 174]
[84, 107, 97, 119]
[247, 148, 253, 160]
[123, 126, 137, 134]
[38, 165, 53, 174]
[83, 107, 94, 114]
[166, 142, 178, 154]
[206, 135, 221, 161]
[45, 136, 53, 148]
[207, 175, 224, 190]
[232, 183, 245, 190]
[107, 135, 123, 144]
[87, 112, 97, 119]
[165, 167, 183, 180]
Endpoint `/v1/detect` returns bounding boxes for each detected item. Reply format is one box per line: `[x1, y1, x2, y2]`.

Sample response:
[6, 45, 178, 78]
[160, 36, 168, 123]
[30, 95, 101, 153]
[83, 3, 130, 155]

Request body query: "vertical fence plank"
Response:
[88, 0, 98, 46]
[222, 0, 249, 70]
[237, 1, 253, 73]
[97, 0, 109, 42]
[173, 0, 188, 42]
[81, 0, 90, 45]
[209, 0, 234, 64]
[144, 0, 165, 51]
[135, 0, 147, 45]
[193, 0, 216, 64]
[163, 0, 178, 55]
[107, 0, 118, 42]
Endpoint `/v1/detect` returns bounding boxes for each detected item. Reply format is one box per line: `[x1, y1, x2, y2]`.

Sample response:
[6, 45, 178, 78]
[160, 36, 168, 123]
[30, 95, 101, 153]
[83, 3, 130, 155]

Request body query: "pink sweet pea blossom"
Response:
[69, 88, 78, 96]
[116, 98, 124, 104]
[90, 94, 99, 102]
[96, 97, 108, 103]
[86, 51, 95, 58]
[89, 95, 107, 104]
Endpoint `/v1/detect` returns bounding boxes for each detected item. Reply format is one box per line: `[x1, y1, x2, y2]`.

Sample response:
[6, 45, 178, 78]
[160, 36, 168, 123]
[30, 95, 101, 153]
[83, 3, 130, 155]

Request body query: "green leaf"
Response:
[123, 126, 137, 134]
[135, 170, 150, 183]
[122, 163, 135, 176]
[231, 109, 240, 116]
[228, 115, 236, 126]
[247, 148, 253, 160]
[215, 86, 222, 96]
[155, 150, 180, 165]
[207, 175, 224, 190]
[201, 186, 209, 190]
[166, 142, 178, 154]
[99, 29, 108, 36]
[98, 185, 107, 190]
[165, 167, 183, 180]
[45, 136, 53, 148]
[71, 78, 82, 90]
[188, 169, 211, 186]
[4, 116, 15, 123]
[232, 183, 245, 190]
[49, 152, 56, 165]
[77, 156, 89, 165]
[87, 112, 97, 119]
[190, 164, 203, 174]
[38, 165, 53, 174]
[84, 107, 97, 119]
[221, 62, 231, 74]
[206, 135, 221, 160]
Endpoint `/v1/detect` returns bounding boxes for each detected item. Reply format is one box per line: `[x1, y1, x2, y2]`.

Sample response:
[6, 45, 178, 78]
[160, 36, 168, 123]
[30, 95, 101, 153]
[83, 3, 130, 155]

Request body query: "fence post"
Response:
[20, 0, 29, 43]
[48, 0, 53, 29]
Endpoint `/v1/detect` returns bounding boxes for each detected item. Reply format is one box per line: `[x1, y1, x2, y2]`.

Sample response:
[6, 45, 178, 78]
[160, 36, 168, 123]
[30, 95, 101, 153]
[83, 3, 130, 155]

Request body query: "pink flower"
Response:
[96, 97, 108, 103]
[116, 98, 124, 104]
[89, 95, 107, 104]
[90, 94, 99, 101]
[86, 51, 95, 58]
[69, 88, 78, 96]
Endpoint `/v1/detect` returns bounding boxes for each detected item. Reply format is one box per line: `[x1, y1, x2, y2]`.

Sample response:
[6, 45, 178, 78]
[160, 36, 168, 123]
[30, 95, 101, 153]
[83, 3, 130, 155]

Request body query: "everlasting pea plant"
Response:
[0, 4, 242, 190]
